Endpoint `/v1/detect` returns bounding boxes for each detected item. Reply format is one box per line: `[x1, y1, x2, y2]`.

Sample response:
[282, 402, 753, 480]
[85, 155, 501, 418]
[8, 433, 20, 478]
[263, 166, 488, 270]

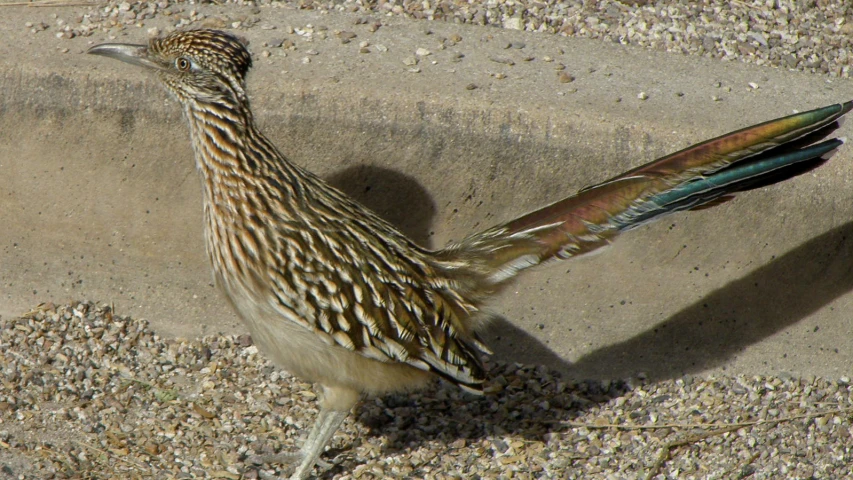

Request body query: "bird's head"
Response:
[88, 29, 253, 106]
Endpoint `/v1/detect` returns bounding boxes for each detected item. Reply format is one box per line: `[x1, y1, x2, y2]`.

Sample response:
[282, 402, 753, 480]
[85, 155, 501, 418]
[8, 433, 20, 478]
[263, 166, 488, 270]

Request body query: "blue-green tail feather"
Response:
[616, 138, 842, 230]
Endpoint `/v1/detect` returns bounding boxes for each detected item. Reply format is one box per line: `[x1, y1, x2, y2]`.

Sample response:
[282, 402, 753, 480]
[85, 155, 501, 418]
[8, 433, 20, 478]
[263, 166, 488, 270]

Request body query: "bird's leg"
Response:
[249, 384, 358, 477]
[287, 408, 349, 479]
[287, 385, 361, 480]
[256, 407, 342, 469]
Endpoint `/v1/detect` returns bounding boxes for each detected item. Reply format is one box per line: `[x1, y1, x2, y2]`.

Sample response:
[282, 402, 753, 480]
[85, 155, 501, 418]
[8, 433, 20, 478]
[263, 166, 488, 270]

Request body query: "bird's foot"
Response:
[248, 451, 333, 470]
[248, 450, 339, 480]
[248, 405, 352, 479]
[247, 451, 300, 467]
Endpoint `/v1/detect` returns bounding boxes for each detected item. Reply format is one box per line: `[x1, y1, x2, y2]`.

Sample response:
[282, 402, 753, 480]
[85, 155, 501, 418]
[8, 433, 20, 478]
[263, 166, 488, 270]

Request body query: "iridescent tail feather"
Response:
[444, 101, 853, 287]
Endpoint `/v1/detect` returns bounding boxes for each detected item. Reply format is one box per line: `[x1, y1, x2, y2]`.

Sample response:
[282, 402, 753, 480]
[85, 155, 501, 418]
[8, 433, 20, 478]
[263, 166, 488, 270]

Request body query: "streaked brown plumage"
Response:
[88, 29, 851, 479]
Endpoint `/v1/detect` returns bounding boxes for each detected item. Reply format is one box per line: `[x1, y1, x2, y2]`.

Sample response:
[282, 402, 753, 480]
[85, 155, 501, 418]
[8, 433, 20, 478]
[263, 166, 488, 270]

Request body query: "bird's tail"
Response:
[439, 101, 852, 289]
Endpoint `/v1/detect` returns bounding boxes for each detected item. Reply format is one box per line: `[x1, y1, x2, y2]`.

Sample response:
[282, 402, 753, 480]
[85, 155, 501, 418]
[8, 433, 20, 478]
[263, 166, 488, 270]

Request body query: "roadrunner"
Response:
[89, 29, 851, 479]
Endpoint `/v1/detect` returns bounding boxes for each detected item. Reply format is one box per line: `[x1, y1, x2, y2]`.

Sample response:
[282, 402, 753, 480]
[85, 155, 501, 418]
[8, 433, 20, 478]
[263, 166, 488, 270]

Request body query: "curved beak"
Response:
[87, 43, 162, 70]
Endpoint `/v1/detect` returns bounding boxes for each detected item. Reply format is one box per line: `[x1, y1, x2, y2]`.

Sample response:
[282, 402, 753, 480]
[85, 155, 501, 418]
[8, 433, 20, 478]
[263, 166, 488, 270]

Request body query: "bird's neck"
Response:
[183, 97, 306, 202]
[180, 96, 322, 269]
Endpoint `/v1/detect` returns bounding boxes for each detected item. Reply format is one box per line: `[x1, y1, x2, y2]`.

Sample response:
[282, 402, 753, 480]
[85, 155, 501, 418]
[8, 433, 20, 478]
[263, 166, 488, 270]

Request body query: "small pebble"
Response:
[489, 55, 514, 66]
[504, 17, 523, 30]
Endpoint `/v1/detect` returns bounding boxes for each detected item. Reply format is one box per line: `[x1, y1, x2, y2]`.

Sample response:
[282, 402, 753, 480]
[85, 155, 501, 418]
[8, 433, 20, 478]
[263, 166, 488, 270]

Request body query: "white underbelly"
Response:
[221, 277, 432, 396]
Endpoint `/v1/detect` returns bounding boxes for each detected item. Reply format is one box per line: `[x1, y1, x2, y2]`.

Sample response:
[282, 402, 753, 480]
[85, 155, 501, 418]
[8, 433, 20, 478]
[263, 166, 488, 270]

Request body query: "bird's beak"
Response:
[87, 43, 162, 70]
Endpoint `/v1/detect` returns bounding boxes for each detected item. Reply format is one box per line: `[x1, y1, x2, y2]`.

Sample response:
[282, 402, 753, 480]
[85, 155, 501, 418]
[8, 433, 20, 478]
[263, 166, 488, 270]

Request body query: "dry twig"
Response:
[635, 406, 853, 480]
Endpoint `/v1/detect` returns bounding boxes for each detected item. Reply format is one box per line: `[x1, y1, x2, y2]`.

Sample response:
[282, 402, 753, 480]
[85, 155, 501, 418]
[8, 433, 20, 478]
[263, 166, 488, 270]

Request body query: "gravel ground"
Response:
[6, 1, 853, 479]
[28, 0, 853, 78]
[3, 302, 853, 479]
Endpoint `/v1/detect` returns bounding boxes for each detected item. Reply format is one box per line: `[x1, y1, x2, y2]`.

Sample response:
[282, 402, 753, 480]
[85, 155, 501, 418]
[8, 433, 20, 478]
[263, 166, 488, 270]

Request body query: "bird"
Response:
[87, 29, 850, 479]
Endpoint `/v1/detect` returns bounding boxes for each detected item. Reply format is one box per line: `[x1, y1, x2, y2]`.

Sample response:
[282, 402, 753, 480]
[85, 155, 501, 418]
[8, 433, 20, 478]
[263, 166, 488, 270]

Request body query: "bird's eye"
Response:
[176, 57, 192, 72]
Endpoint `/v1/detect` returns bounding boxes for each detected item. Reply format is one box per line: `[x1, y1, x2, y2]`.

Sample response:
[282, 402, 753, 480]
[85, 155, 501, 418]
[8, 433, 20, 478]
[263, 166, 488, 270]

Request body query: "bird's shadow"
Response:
[325, 163, 853, 466]
[325, 164, 437, 248]
[571, 220, 853, 382]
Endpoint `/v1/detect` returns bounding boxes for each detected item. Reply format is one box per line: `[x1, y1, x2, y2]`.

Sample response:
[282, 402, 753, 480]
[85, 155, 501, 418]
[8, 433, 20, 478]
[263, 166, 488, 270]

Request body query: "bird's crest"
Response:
[150, 29, 253, 83]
